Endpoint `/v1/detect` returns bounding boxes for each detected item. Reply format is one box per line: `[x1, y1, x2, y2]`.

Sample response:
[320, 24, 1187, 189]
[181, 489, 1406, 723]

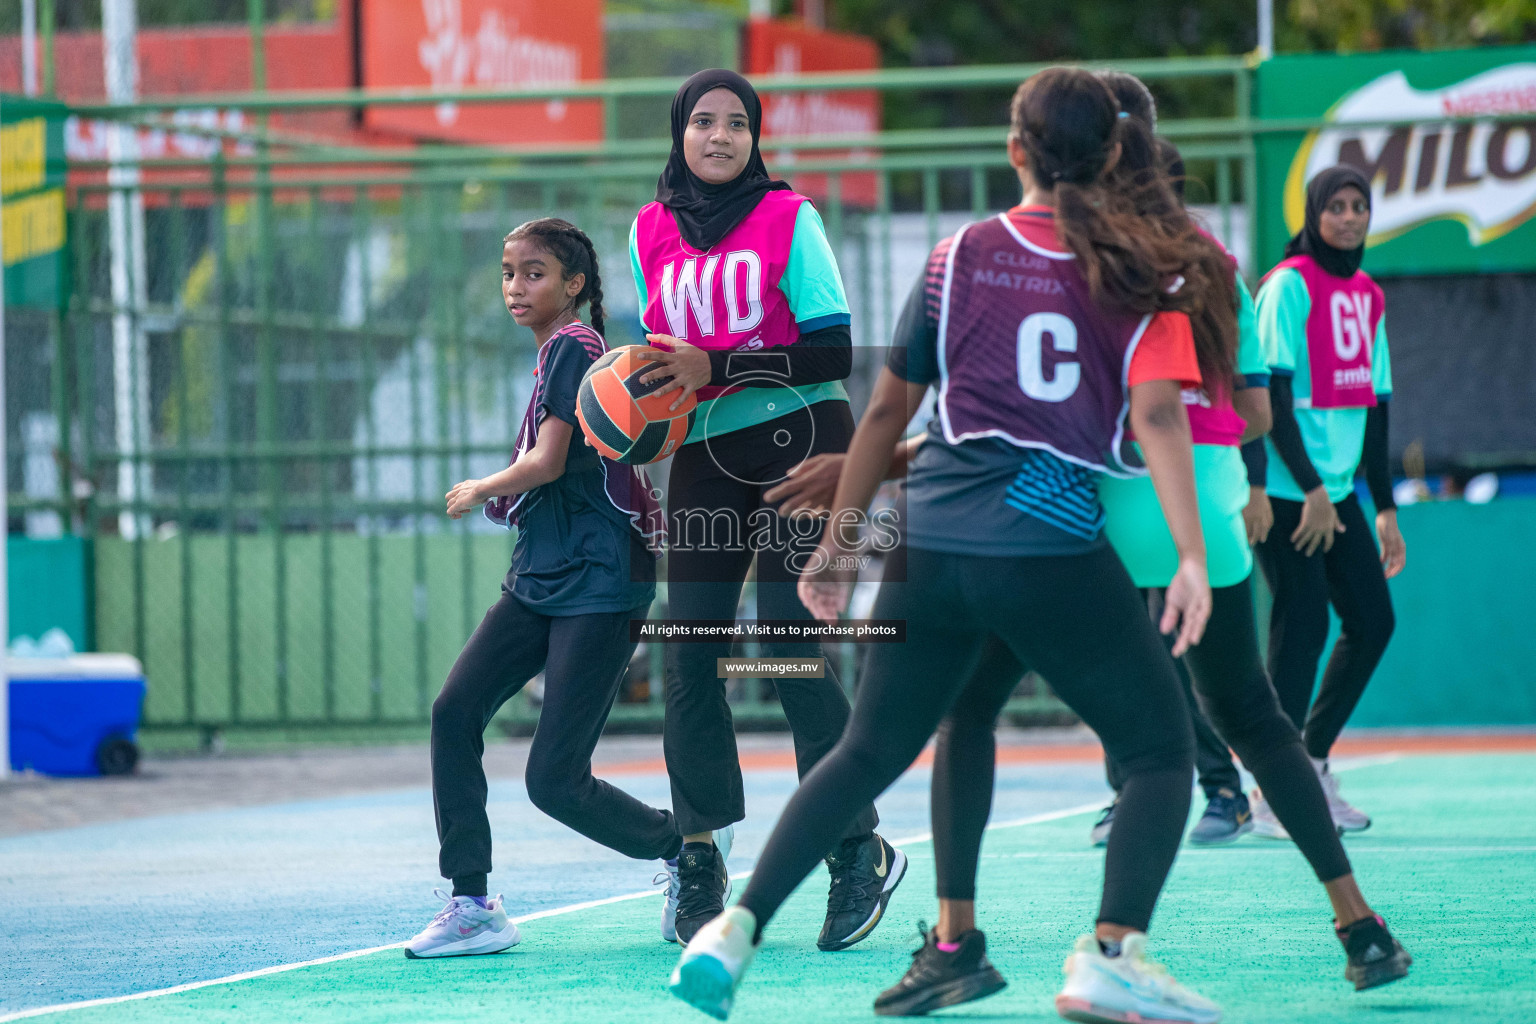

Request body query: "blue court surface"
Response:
[0, 752, 1106, 1014]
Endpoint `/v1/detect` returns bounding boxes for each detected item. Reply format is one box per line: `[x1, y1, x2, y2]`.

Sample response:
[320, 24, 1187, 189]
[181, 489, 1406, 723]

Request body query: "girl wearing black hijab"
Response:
[628, 69, 904, 951]
[1250, 166, 1407, 843]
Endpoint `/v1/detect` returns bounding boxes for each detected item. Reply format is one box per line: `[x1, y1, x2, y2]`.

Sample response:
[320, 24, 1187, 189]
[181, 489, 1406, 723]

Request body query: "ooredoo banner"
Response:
[362, 0, 604, 146]
[1256, 45, 1536, 275]
[745, 20, 880, 207]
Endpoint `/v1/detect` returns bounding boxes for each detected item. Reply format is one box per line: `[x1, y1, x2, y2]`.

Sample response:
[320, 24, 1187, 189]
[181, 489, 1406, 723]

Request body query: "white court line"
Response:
[989, 844, 1536, 860]
[0, 753, 1406, 1021]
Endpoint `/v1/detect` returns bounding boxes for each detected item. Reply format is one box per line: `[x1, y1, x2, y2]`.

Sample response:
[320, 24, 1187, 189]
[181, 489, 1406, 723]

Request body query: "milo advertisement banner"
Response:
[1256, 46, 1536, 275]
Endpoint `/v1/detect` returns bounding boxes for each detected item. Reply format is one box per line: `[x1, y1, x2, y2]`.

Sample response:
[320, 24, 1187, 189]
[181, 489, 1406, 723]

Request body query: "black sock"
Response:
[452, 874, 488, 899]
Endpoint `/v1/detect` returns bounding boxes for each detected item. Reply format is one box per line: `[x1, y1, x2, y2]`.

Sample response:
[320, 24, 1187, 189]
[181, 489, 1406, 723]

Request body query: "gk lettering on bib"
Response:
[635, 192, 805, 401]
[935, 215, 1152, 476]
[1268, 255, 1384, 409]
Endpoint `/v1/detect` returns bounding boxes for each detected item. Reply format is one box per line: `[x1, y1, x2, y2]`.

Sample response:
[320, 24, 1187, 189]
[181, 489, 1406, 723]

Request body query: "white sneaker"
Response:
[1248, 788, 1292, 840]
[659, 824, 736, 943]
[1314, 758, 1371, 832]
[1089, 803, 1115, 847]
[670, 905, 758, 1021]
[1056, 933, 1221, 1024]
[404, 889, 521, 959]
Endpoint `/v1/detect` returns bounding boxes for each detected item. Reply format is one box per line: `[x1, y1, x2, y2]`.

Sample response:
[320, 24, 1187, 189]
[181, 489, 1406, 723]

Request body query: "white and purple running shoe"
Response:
[404, 889, 521, 959]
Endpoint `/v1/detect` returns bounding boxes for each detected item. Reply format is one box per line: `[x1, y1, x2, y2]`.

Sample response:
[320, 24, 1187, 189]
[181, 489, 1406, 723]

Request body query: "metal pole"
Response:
[1257, 0, 1274, 59]
[22, 0, 38, 95]
[40, 0, 55, 96]
[1, 166, 10, 780]
[104, 0, 151, 540]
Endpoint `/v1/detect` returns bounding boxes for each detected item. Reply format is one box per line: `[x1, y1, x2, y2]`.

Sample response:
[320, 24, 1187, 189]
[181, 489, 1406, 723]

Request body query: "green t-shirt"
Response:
[1256, 266, 1392, 503]
[629, 201, 850, 441]
[1235, 274, 1268, 385]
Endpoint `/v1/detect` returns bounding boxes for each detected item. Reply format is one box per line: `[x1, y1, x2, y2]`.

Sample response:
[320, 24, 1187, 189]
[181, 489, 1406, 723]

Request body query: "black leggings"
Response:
[1257, 494, 1395, 760]
[934, 577, 1350, 906]
[663, 400, 877, 839]
[1105, 590, 1240, 799]
[432, 587, 679, 896]
[737, 545, 1195, 934]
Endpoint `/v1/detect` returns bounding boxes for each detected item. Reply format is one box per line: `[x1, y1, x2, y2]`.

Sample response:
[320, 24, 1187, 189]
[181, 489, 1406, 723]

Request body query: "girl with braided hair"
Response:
[403, 217, 679, 958]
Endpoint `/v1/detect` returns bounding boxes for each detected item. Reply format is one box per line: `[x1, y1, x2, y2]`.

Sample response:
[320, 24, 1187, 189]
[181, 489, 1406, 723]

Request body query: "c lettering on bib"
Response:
[1329, 290, 1372, 362]
[1017, 312, 1080, 403]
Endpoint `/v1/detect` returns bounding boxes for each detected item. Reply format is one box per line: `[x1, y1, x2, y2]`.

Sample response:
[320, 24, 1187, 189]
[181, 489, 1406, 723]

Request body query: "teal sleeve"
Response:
[1372, 317, 1392, 396]
[629, 219, 651, 332]
[782, 202, 851, 329]
[1256, 267, 1308, 373]
[1235, 275, 1267, 381]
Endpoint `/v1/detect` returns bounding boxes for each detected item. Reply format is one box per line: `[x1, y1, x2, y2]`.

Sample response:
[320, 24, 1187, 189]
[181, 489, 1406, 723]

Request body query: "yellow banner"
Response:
[1, 117, 47, 197]
[2, 188, 65, 266]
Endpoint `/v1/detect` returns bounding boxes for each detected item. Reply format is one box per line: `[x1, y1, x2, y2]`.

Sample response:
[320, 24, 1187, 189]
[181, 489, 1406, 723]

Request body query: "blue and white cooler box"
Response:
[8, 654, 147, 776]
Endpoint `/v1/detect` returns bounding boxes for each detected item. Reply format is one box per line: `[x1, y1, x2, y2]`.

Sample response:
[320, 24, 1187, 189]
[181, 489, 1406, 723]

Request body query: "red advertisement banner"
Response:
[361, 0, 604, 147]
[745, 20, 881, 207]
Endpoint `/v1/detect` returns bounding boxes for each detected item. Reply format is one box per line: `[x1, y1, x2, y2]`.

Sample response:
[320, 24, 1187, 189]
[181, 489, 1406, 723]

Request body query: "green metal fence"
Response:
[7, 59, 1259, 738]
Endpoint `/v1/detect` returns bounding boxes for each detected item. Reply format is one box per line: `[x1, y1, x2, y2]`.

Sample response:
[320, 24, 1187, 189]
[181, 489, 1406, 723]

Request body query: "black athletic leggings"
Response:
[1105, 590, 1240, 799]
[432, 584, 679, 897]
[737, 544, 1195, 935]
[937, 576, 1352, 904]
[663, 400, 877, 839]
[1257, 494, 1395, 760]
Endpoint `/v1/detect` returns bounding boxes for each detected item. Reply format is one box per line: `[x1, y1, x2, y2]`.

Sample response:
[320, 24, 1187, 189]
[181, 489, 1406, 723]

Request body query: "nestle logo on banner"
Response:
[417, 0, 581, 127]
[1285, 64, 1536, 246]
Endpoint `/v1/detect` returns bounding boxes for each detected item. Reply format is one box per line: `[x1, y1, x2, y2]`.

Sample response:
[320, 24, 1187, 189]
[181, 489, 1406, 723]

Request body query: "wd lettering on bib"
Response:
[936, 215, 1152, 477]
[636, 192, 805, 402]
[1267, 255, 1383, 409]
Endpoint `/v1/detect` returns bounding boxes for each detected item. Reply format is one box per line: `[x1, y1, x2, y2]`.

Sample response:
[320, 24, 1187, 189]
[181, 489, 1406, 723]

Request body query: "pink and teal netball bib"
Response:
[1268, 254, 1383, 410]
[1182, 228, 1245, 447]
[1181, 385, 1246, 448]
[635, 191, 805, 402]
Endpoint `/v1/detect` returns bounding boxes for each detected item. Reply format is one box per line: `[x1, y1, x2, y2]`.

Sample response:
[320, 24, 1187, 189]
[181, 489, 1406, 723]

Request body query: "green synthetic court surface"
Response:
[14, 752, 1536, 1024]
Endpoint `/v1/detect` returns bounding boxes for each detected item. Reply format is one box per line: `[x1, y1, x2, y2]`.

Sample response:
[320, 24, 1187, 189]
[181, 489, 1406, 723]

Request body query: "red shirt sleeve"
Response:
[1128, 312, 1201, 389]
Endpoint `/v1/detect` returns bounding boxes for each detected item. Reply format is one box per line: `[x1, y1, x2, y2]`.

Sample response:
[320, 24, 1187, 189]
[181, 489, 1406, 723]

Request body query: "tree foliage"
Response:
[1283, 0, 1536, 51]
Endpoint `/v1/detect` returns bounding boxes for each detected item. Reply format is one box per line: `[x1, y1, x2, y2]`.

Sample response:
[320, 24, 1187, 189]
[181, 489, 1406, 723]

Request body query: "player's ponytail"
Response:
[1008, 69, 1234, 388]
[504, 218, 608, 337]
[1096, 77, 1238, 393]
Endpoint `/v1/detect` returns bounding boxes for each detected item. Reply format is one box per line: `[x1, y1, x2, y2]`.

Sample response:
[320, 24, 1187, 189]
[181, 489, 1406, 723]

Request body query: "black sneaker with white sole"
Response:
[674, 842, 730, 945]
[818, 832, 908, 951]
[1337, 914, 1413, 991]
[873, 924, 1007, 1016]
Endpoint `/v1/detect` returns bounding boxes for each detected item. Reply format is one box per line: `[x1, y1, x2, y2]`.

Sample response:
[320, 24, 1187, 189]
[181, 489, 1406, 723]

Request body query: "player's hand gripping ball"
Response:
[577, 346, 698, 465]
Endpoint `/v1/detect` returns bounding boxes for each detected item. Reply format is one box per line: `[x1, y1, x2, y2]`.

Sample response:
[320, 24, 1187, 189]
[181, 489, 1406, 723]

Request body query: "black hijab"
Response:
[655, 69, 791, 251]
[1284, 165, 1372, 278]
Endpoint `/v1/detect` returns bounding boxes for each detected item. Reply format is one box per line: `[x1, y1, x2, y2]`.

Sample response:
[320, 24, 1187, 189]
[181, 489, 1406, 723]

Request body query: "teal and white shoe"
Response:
[404, 890, 521, 959]
[1055, 932, 1221, 1024]
[670, 905, 759, 1021]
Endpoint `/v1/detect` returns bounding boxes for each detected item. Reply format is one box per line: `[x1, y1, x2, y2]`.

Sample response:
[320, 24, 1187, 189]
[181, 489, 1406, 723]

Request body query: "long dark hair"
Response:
[1096, 75, 1237, 391]
[504, 218, 608, 338]
[1010, 68, 1234, 389]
